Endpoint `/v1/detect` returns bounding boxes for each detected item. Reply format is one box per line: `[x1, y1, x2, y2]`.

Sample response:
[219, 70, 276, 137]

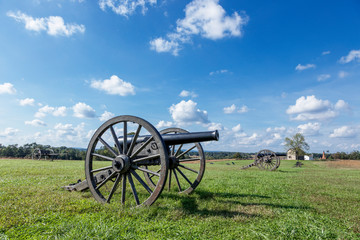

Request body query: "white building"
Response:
[287, 149, 297, 160]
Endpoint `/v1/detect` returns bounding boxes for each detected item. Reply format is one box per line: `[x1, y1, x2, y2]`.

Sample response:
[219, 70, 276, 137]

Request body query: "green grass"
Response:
[0, 159, 359, 239]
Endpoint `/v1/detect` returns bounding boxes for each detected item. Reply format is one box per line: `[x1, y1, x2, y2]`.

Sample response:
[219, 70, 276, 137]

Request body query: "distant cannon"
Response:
[32, 148, 58, 161]
[64, 115, 219, 207]
[241, 149, 283, 171]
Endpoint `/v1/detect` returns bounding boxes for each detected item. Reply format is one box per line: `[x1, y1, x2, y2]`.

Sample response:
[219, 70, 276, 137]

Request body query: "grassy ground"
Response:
[0, 158, 359, 239]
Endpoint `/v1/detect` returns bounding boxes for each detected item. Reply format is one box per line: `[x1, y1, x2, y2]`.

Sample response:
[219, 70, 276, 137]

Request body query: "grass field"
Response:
[0, 158, 359, 239]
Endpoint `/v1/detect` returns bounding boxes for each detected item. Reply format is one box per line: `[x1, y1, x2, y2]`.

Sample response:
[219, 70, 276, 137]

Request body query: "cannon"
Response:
[32, 148, 58, 161]
[64, 115, 219, 207]
[241, 149, 283, 171]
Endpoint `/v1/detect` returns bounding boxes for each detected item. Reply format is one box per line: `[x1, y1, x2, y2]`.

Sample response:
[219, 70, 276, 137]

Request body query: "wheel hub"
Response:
[112, 155, 131, 173]
[169, 156, 179, 169]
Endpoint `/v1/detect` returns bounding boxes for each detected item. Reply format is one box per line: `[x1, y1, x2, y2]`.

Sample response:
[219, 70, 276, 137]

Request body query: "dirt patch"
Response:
[324, 160, 360, 169]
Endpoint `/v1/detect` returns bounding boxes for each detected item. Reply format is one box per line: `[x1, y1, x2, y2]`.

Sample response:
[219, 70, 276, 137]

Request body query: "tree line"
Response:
[0, 143, 85, 160]
[0, 143, 253, 160]
[1, 142, 359, 160]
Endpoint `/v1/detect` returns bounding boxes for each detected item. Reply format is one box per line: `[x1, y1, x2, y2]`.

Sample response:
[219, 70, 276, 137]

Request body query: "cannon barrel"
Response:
[118, 130, 219, 146]
[162, 130, 219, 146]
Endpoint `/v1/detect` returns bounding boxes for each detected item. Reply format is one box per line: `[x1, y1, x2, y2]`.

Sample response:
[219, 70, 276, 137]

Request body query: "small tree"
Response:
[284, 133, 309, 163]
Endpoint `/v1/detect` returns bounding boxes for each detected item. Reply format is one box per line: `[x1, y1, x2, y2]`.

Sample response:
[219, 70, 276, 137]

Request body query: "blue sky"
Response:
[0, 0, 360, 153]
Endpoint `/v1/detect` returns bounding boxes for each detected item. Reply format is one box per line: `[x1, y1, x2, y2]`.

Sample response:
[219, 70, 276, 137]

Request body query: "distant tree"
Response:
[232, 152, 242, 159]
[284, 133, 310, 163]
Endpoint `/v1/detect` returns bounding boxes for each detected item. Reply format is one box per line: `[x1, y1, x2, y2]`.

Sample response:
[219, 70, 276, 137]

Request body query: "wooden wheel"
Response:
[32, 148, 41, 160]
[45, 148, 55, 161]
[144, 128, 205, 194]
[256, 149, 280, 171]
[85, 115, 169, 206]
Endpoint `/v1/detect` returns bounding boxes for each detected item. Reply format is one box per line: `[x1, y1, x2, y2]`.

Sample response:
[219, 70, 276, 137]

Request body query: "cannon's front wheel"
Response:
[85, 115, 169, 206]
[256, 149, 280, 171]
[32, 148, 41, 160]
[144, 128, 205, 194]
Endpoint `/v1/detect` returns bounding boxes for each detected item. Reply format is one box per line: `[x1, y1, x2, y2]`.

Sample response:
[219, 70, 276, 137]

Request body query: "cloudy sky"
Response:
[0, 0, 360, 153]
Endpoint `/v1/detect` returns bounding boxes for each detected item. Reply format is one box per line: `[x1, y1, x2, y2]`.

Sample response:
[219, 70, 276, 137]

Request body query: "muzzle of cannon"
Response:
[241, 149, 282, 171]
[63, 115, 219, 207]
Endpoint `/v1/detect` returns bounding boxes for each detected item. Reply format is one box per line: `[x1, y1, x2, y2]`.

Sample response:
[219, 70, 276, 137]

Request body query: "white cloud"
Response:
[7, 11, 85, 37]
[53, 106, 67, 117]
[232, 124, 242, 132]
[91, 75, 135, 96]
[19, 98, 35, 106]
[266, 126, 286, 133]
[169, 100, 209, 125]
[49, 122, 88, 144]
[223, 104, 236, 114]
[150, 37, 181, 56]
[209, 69, 228, 75]
[339, 49, 360, 64]
[0, 83, 16, 94]
[322, 51, 330, 55]
[99, 111, 115, 121]
[206, 122, 223, 131]
[156, 120, 174, 129]
[317, 74, 331, 82]
[35, 105, 55, 118]
[73, 102, 96, 118]
[35, 105, 66, 118]
[238, 105, 249, 113]
[25, 119, 47, 127]
[179, 90, 198, 98]
[338, 71, 348, 78]
[0, 128, 19, 137]
[286, 95, 349, 121]
[286, 95, 330, 121]
[334, 99, 349, 110]
[150, 0, 248, 55]
[295, 64, 316, 71]
[99, 0, 156, 17]
[330, 126, 357, 138]
[297, 122, 321, 136]
[223, 104, 248, 114]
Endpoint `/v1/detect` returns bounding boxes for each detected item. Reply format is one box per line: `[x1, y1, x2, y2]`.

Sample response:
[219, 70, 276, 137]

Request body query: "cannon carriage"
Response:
[32, 148, 58, 161]
[65, 115, 219, 207]
[241, 149, 283, 171]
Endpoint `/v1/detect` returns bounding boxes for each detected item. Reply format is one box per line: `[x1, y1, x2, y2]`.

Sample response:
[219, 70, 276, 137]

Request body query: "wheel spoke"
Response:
[174, 144, 183, 157]
[127, 125, 142, 155]
[132, 154, 160, 163]
[177, 145, 196, 159]
[132, 165, 160, 177]
[98, 137, 118, 157]
[170, 145, 174, 156]
[179, 158, 201, 162]
[95, 171, 117, 190]
[130, 136, 154, 159]
[110, 126, 123, 155]
[91, 165, 113, 173]
[168, 169, 172, 190]
[149, 169, 161, 179]
[131, 169, 153, 194]
[127, 173, 140, 205]
[175, 167, 192, 185]
[123, 121, 127, 155]
[106, 173, 122, 203]
[121, 174, 126, 204]
[173, 168, 182, 192]
[178, 164, 199, 174]
[91, 153, 115, 161]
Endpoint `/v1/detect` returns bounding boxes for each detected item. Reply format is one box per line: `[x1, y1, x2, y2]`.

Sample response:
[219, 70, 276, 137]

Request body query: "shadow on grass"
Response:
[179, 197, 260, 218]
[161, 189, 312, 218]
[195, 189, 271, 200]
